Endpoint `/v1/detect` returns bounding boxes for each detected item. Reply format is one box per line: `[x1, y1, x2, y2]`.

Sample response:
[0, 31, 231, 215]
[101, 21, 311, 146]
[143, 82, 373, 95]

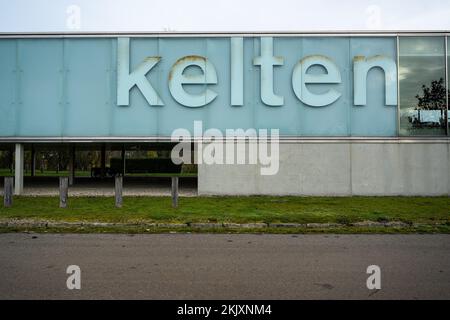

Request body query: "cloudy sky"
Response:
[0, 0, 449, 32]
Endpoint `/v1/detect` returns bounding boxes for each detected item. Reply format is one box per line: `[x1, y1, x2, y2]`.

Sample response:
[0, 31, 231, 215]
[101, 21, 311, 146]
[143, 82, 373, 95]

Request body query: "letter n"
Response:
[353, 55, 397, 106]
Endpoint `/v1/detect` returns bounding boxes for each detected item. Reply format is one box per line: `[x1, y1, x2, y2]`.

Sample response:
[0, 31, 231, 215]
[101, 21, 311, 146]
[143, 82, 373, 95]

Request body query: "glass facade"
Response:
[399, 37, 447, 136]
[0, 35, 449, 138]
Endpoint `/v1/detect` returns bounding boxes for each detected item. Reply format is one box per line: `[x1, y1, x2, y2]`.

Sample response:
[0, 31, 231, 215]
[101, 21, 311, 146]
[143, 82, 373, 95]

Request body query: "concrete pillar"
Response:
[14, 143, 24, 195]
[30, 145, 36, 177]
[101, 144, 106, 178]
[115, 175, 123, 208]
[3, 177, 13, 207]
[68, 145, 75, 186]
[59, 177, 68, 208]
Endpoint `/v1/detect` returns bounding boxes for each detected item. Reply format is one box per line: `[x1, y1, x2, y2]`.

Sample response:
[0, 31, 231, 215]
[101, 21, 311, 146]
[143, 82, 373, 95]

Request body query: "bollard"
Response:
[3, 177, 13, 207]
[59, 177, 69, 208]
[171, 176, 178, 208]
[115, 175, 123, 208]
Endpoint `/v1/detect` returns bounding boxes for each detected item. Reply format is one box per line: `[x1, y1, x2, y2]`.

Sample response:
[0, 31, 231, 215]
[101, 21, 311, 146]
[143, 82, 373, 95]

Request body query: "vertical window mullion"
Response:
[446, 36, 449, 135]
[397, 35, 400, 137]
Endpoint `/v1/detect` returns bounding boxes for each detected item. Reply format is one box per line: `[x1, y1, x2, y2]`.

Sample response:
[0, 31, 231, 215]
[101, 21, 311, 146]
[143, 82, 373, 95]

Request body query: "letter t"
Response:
[253, 37, 284, 106]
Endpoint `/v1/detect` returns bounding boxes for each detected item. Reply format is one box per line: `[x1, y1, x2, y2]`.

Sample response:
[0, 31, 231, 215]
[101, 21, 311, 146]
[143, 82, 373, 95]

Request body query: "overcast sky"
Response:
[0, 0, 449, 32]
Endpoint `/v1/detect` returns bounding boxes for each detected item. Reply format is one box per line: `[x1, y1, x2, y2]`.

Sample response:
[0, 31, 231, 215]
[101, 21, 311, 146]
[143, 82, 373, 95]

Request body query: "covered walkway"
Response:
[0, 142, 197, 197]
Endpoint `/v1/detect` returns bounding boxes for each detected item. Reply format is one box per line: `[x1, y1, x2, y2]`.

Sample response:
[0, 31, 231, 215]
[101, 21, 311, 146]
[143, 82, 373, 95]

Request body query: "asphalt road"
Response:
[0, 233, 449, 299]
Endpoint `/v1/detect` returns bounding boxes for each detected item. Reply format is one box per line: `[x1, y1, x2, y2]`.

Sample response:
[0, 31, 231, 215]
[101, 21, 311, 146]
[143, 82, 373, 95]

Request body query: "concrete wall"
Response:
[198, 141, 450, 196]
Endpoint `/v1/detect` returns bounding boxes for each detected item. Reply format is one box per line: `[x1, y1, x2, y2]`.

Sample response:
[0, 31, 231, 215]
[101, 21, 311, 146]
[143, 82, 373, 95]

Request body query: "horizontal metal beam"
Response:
[0, 136, 448, 144]
[0, 31, 449, 38]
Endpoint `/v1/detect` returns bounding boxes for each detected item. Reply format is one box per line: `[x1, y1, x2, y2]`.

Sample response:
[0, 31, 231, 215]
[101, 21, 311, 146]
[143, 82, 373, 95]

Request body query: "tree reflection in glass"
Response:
[412, 78, 448, 130]
[399, 37, 447, 136]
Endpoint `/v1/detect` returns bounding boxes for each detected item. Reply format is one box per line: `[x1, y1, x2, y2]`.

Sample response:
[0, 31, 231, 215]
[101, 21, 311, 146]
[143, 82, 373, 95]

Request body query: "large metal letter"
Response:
[168, 55, 218, 107]
[117, 37, 163, 106]
[353, 55, 397, 106]
[292, 55, 342, 107]
[231, 37, 243, 106]
[253, 37, 284, 106]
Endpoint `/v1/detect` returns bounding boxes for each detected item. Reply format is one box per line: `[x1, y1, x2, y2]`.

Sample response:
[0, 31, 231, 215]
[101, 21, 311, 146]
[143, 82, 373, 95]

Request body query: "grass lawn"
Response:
[0, 196, 448, 226]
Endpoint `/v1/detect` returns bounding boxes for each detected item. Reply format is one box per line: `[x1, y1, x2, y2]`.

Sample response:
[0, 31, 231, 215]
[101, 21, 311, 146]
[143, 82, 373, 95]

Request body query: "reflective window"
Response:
[448, 36, 450, 134]
[399, 37, 447, 136]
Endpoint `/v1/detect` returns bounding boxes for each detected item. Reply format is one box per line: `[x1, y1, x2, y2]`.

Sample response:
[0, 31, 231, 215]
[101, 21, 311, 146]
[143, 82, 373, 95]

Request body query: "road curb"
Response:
[0, 219, 421, 230]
